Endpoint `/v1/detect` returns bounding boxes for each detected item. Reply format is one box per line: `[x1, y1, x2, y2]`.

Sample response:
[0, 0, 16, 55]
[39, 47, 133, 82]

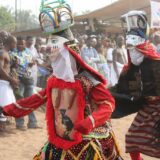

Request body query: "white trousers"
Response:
[0, 80, 16, 121]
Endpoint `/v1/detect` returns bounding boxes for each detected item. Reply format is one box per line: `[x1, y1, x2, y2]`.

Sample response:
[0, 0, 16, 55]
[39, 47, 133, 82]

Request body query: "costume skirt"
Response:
[126, 97, 160, 158]
[33, 133, 123, 160]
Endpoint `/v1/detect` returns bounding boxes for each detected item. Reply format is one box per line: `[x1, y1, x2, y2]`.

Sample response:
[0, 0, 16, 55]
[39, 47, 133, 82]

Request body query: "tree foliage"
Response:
[0, 6, 39, 32]
[16, 10, 39, 31]
[0, 7, 15, 31]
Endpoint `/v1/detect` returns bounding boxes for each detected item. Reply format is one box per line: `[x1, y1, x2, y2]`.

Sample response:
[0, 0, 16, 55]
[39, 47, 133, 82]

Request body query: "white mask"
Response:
[47, 36, 78, 82]
[126, 35, 145, 49]
[129, 48, 144, 66]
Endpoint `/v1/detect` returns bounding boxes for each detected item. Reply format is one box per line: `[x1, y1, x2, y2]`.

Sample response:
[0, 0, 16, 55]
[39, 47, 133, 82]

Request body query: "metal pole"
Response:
[15, 0, 17, 31]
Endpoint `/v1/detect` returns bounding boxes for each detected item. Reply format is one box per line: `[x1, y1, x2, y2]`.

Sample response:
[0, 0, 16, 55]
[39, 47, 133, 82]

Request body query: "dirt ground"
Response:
[0, 110, 159, 160]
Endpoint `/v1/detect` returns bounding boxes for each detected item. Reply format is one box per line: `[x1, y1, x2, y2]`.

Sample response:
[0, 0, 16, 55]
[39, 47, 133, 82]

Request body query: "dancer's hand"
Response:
[74, 117, 93, 135]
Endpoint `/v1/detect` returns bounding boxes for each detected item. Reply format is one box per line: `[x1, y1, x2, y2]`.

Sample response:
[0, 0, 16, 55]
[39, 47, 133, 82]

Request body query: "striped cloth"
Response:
[126, 97, 160, 158]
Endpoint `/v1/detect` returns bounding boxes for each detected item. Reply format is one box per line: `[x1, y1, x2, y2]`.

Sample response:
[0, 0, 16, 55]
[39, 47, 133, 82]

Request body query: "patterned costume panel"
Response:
[34, 133, 121, 160]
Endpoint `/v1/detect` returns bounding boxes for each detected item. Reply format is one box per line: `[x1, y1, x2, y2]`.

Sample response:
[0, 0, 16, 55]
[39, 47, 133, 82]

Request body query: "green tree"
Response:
[16, 10, 39, 31]
[0, 7, 15, 31]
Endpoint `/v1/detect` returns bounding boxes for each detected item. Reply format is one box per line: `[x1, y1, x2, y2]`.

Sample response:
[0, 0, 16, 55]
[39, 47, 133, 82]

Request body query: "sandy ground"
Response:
[0, 110, 159, 160]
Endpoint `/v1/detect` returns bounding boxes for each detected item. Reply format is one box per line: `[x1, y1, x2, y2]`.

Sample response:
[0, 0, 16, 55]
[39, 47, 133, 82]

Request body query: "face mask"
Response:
[126, 34, 145, 49]
[46, 37, 61, 62]
[48, 47, 60, 62]
[47, 36, 78, 82]
[129, 48, 144, 66]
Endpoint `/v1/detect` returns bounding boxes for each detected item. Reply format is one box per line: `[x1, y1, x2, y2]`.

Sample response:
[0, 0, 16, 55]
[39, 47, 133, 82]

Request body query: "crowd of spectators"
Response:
[0, 31, 51, 132]
[77, 34, 128, 87]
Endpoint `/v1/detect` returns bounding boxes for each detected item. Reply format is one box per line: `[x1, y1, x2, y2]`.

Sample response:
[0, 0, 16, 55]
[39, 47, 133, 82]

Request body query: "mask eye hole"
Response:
[137, 16, 146, 29]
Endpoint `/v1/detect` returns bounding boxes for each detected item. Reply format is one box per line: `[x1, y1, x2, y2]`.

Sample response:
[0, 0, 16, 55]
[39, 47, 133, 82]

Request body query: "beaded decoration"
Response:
[65, 40, 81, 55]
[34, 136, 121, 160]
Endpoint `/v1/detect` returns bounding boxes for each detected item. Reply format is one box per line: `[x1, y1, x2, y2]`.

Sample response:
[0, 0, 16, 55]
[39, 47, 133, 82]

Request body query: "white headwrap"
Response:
[48, 36, 78, 82]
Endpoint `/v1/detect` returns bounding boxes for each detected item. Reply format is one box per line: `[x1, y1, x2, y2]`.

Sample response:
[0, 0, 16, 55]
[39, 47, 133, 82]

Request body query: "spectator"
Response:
[35, 44, 44, 64]
[3, 35, 17, 52]
[78, 38, 86, 51]
[102, 37, 118, 87]
[102, 37, 114, 64]
[3, 35, 19, 94]
[35, 44, 49, 88]
[111, 36, 128, 86]
[26, 36, 38, 86]
[90, 37, 97, 48]
[97, 37, 102, 46]
[153, 34, 160, 54]
[95, 44, 109, 81]
[81, 37, 100, 70]
[11, 36, 39, 130]
[35, 37, 43, 46]
[112, 36, 128, 80]
[0, 32, 18, 132]
[113, 36, 128, 64]
[0, 31, 10, 48]
[40, 44, 52, 71]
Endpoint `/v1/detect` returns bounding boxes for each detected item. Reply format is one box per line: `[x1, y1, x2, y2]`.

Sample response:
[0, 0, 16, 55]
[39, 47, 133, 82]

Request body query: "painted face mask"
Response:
[129, 48, 144, 66]
[47, 36, 78, 82]
[121, 10, 150, 49]
[126, 34, 146, 49]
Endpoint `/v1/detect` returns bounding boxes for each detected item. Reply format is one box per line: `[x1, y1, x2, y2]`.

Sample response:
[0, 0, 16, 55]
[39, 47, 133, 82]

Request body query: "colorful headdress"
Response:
[39, 0, 74, 34]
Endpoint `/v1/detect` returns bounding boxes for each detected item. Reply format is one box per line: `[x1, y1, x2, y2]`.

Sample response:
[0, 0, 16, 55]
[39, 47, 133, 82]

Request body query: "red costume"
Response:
[2, 42, 122, 160]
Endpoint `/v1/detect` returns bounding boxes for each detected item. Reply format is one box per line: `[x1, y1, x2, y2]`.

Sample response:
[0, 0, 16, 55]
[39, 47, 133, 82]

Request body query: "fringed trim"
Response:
[89, 115, 95, 128]
[35, 92, 47, 100]
[46, 77, 86, 150]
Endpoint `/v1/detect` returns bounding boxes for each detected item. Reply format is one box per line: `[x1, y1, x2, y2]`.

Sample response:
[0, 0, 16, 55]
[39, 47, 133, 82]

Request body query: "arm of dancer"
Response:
[2, 89, 47, 118]
[75, 83, 115, 134]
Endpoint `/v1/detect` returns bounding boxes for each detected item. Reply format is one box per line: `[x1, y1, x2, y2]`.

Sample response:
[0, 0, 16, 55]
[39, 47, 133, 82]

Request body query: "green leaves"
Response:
[0, 7, 15, 31]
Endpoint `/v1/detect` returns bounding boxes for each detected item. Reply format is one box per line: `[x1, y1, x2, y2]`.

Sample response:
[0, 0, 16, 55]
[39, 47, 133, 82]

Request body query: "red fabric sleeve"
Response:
[75, 83, 115, 134]
[3, 89, 47, 118]
[90, 83, 115, 127]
